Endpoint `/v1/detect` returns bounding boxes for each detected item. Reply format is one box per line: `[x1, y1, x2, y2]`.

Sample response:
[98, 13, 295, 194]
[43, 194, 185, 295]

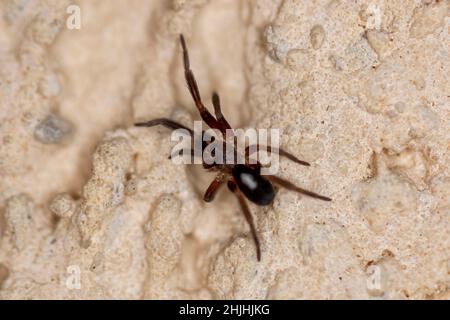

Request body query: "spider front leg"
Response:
[180, 34, 221, 131]
[135, 118, 197, 161]
[227, 180, 261, 261]
[135, 118, 194, 135]
[212, 92, 232, 131]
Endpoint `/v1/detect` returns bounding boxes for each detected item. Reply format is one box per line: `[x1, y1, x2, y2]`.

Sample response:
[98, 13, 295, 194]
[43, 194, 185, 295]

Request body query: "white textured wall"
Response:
[0, 0, 449, 299]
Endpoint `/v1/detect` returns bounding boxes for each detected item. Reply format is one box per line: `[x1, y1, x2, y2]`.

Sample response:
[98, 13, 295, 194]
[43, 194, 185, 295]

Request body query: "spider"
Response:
[135, 34, 331, 261]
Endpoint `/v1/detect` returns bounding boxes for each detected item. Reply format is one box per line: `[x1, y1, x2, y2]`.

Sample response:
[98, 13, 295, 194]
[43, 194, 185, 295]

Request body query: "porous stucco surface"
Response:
[0, 0, 449, 299]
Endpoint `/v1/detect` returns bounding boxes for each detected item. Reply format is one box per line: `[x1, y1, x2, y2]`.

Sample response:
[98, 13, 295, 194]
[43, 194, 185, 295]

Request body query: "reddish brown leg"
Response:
[135, 118, 194, 135]
[180, 35, 220, 130]
[227, 180, 261, 261]
[168, 147, 215, 170]
[203, 174, 226, 202]
[212, 92, 232, 131]
[268, 175, 332, 201]
[245, 145, 310, 166]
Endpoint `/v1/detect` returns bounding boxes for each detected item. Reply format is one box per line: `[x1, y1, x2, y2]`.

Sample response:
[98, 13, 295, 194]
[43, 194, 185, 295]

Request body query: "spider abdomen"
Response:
[232, 165, 275, 206]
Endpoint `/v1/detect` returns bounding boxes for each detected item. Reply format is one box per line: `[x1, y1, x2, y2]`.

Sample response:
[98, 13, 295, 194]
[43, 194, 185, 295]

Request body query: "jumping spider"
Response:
[135, 34, 331, 261]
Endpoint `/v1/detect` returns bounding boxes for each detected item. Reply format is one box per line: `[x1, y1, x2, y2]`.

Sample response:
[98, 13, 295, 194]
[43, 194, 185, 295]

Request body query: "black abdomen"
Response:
[232, 165, 275, 206]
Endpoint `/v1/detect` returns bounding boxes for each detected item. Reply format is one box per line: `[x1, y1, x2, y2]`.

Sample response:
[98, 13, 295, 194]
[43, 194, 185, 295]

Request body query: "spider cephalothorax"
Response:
[135, 35, 331, 261]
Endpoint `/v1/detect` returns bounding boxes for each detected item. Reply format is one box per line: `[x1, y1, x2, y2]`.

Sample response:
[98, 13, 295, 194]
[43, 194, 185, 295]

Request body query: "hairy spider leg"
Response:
[268, 175, 332, 201]
[227, 180, 261, 261]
